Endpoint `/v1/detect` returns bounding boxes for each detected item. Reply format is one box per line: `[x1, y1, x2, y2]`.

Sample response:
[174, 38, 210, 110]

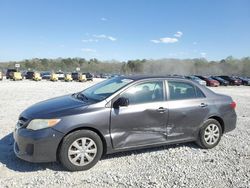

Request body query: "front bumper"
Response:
[13, 127, 64, 163]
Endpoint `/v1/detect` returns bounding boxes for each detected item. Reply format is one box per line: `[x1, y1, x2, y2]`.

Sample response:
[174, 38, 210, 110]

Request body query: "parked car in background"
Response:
[14, 76, 237, 171]
[6, 69, 17, 79]
[12, 72, 23, 81]
[210, 76, 229, 86]
[94, 73, 101, 78]
[78, 73, 87, 82]
[0, 71, 3, 80]
[41, 71, 51, 80]
[25, 71, 35, 79]
[71, 72, 81, 80]
[50, 73, 58, 82]
[185, 76, 207, 86]
[100, 73, 110, 79]
[195, 75, 220, 87]
[56, 71, 65, 80]
[219, 76, 241, 86]
[33, 72, 42, 81]
[236, 76, 250, 86]
[64, 73, 73, 82]
[83, 72, 93, 81]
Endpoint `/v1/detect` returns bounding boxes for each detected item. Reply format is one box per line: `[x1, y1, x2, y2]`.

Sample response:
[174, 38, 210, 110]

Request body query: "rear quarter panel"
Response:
[209, 94, 237, 133]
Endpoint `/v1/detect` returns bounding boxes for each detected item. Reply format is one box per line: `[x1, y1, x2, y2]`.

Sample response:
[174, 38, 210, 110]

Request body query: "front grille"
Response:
[16, 116, 29, 129]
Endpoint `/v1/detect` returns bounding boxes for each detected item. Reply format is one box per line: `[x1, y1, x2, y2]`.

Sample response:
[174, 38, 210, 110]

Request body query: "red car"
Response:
[195, 75, 220, 87]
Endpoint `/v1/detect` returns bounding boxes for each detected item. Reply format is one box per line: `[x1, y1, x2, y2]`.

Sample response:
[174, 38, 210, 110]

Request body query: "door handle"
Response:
[156, 107, 166, 113]
[199, 103, 208, 108]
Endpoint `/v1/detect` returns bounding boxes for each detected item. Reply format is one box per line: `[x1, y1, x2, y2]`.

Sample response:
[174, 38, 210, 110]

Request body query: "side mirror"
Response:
[113, 97, 129, 108]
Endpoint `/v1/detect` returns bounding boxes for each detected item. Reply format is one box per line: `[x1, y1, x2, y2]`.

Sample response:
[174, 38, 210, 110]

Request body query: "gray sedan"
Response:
[14, 76, 237, 171]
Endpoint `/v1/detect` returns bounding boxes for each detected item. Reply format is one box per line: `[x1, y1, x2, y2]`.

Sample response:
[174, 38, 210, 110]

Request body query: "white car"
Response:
[55, 71, 65, 80]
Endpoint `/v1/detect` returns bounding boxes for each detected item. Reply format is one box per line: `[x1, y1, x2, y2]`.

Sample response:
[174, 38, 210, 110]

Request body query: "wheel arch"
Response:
[56, 126, 107, 160]
[208, 115, 225, 133]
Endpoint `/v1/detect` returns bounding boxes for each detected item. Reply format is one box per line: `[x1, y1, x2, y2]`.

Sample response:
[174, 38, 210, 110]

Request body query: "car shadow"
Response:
[0, 132, 200, 172]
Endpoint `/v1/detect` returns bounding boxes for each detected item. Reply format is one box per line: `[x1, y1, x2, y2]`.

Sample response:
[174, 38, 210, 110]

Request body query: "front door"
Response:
[110, 80, 168, 149]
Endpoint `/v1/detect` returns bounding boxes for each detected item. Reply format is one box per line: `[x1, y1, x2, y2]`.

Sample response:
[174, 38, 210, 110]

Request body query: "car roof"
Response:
[119, 75, 186, 81]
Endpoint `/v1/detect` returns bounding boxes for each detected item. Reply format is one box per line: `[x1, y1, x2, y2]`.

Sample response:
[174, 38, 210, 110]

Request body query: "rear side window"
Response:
[168, 81, 205, 100]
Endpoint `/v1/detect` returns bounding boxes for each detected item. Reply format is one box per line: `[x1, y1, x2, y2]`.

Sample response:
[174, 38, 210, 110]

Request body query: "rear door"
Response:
[166, 80, 210, 140]
[110, 80, 169, 149]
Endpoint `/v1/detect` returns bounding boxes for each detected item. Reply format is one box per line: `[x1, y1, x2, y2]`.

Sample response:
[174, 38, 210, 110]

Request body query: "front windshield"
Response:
[81, 77, 134, 101]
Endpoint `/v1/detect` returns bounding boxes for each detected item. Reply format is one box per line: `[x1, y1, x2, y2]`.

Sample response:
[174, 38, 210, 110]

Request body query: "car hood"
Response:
[21, 94, 93, 119]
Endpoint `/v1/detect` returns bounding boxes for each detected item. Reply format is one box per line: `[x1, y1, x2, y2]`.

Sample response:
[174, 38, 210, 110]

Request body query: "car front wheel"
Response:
[197, 119, 222, 149]
[59, 130, 103, 171]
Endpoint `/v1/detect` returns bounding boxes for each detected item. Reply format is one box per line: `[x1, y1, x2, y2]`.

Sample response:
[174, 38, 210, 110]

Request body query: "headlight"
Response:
[26, 119, 61, 130]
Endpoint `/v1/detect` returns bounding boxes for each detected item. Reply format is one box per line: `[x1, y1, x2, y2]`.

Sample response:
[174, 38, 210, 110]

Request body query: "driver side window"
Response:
[120, 81, 164, 105]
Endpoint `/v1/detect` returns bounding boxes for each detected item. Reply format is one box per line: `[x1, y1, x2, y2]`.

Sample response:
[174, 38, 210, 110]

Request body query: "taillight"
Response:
[230, 101, 236, 109]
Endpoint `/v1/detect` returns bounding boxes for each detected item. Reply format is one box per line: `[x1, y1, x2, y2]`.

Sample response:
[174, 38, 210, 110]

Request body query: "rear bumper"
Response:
[223, 112, 237, 133]
[13, 127, 64, 163]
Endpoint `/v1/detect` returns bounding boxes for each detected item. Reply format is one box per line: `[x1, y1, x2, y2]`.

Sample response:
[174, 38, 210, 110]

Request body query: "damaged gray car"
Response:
[14, 76, 237, 171]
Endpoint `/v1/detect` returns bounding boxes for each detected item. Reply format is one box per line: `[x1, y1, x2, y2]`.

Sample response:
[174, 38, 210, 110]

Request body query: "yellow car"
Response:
[12, 72, 23, 81]
[33, 72, 42, 81]
[50, 73, 58, 82]
[78, 74, 87, 82]
[64, 74, 73, 82]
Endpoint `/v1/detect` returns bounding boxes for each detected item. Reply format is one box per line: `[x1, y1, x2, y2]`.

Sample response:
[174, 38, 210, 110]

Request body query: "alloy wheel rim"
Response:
[68, 137, 97, 166]
[204, 124, 220, 145]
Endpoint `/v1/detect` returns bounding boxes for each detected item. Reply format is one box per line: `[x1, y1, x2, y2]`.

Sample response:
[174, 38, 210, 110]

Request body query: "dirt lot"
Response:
[0, 80, 249, 188]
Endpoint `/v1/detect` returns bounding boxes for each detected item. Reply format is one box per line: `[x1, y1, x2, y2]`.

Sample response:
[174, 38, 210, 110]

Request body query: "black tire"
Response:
[197, 119, 222, 149]
[59, 130, 103, 171]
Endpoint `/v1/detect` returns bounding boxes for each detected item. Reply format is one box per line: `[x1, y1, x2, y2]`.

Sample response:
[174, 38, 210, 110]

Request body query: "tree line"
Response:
[0, 56, 250, 76]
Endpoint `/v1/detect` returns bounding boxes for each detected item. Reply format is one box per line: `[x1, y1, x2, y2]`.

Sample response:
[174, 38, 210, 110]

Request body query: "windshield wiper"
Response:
[76, 92, 88, 101]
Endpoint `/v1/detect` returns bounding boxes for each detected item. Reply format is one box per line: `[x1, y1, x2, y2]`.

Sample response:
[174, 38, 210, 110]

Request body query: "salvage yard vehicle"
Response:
[219, 76, 241, 86]
[210, 76, 229, 86]
[236, 76, 250, 86]
[25, 71, 35, 80]
[64, 74, 73, 82]
[83, 72, 93, 81]
[6, 69, 17, 79]
[0, 71, 3, 80]
[71, 72, 80, 80]
[71, 72, 86, 82]
[185, 75, 206, 86]
[78, 73, 87, 82]
[50, 73, 58, 82]
[56, 71, 65, 80]
[14, 76, 237, 171]
[12, 72, 23, 81]
[33, 72, 42, 81]
[41, 71, 51, 80]
[195, 75, 220, 87]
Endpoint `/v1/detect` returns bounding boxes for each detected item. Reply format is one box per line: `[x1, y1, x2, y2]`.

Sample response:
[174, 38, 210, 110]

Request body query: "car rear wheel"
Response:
[197, 119, 222, 149]
[59, 130, 103, 171]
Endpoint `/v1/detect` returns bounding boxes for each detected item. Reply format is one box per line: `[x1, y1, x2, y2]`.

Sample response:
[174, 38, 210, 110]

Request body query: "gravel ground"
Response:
[0, 80, 249, 188]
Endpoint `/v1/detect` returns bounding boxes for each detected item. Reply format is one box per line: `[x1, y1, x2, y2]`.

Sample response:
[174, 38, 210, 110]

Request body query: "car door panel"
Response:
[110, 102, 168, 149]
[110, 80, 168, 149]
[166, 98, 210, 140]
